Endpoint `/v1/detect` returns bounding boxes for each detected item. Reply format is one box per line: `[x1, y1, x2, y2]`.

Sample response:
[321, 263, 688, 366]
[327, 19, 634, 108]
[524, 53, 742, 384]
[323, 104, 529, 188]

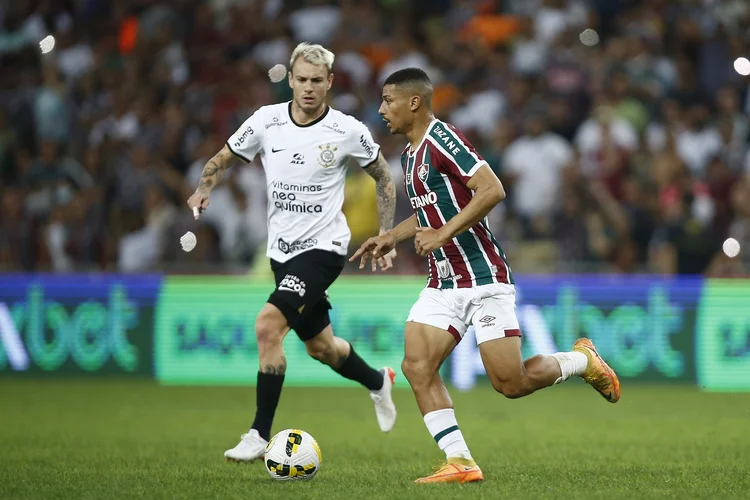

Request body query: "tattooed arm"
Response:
[363, 151, 397, 233]
[362, 151, 398, 270]
[197, 145, 236, 193]
[186, 145, 237, 218]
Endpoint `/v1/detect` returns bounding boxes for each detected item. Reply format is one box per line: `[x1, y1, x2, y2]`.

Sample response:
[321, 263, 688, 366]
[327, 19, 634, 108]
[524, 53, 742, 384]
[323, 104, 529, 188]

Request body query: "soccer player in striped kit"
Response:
[351, 68, 621, 484]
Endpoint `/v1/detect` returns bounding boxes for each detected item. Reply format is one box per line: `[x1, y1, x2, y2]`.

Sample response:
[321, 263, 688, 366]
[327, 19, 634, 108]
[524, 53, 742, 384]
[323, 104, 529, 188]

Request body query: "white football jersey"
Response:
[226, 102, 381, 263]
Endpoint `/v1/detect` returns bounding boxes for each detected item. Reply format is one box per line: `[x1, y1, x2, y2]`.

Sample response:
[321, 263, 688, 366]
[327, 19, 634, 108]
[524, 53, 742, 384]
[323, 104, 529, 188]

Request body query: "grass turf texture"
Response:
[1, 380, 749, 499]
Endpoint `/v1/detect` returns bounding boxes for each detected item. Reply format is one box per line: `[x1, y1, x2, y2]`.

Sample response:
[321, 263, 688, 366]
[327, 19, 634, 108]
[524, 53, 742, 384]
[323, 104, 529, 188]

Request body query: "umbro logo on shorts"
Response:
[478, 315, 496, 327]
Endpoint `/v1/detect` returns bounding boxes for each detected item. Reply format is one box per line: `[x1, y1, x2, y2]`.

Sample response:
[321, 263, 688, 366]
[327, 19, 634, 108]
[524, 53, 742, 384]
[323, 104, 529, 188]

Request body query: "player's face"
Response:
[379, 85, 412, 134]
[289, 60, 332, 114]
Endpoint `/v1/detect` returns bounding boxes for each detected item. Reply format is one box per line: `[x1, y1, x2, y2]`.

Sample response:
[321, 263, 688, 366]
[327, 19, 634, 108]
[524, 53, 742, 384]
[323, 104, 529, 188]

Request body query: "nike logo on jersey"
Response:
[271, 147, 286, 153]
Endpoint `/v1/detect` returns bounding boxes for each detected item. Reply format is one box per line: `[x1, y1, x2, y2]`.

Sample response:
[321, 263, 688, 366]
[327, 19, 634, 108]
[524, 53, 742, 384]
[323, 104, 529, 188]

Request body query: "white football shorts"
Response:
[406, 283, 521, 345]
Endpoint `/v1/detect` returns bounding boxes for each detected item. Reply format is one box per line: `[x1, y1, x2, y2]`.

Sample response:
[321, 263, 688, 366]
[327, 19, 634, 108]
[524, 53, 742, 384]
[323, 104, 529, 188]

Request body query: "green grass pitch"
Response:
[2, 379, 749, 499]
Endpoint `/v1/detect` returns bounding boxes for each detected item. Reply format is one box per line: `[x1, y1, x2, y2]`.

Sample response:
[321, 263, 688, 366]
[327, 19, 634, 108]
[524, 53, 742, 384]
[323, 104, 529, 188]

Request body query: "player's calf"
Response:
[480, 337, 578, 399]
[402, 352, 458, 416]
[223, 305, 289, 462]
[305, 328, 396, 431]
[487, 375, 532, 399]
[331, 340, 386, 392]
[486, 352, 563, 398]
[255, 304, 290, 372]
[304, 328, 383, 389]
[401, 322, 457, 412]
[248, 304, 290, 444]
[403, 323, 480, 481]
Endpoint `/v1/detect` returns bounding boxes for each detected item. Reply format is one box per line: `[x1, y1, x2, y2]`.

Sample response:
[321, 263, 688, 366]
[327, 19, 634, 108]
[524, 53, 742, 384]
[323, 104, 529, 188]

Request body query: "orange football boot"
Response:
[414, 457, 484, 484]
[573, 337, 621, 403]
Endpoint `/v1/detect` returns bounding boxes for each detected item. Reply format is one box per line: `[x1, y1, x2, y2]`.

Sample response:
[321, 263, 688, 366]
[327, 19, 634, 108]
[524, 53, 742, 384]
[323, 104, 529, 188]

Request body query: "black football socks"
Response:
[252, 344, 384, 440]
[333, 343, 384, 391]
[251, 371, 285, 441]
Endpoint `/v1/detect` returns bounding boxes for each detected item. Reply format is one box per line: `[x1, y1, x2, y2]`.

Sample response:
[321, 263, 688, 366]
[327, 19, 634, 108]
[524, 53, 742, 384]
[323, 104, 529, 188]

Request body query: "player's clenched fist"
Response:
[350, 233, 397, 272]
[414, 227, 449, 257]
[187, 189, 210, 219]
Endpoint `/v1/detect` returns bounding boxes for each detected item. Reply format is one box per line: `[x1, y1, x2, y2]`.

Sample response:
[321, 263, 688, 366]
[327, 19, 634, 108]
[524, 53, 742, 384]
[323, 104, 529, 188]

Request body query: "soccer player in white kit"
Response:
[187, 43, 399, 463]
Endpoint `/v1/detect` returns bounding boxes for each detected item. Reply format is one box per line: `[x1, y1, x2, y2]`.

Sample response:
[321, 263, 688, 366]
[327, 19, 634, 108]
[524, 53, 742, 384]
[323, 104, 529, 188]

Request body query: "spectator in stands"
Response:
[0, 0, 746, 276]
[502, 113, 574, 239]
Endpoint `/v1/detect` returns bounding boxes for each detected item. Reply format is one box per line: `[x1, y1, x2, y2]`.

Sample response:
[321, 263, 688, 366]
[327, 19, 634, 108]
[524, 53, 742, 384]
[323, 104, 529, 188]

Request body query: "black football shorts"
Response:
[267, 249, 345, 341]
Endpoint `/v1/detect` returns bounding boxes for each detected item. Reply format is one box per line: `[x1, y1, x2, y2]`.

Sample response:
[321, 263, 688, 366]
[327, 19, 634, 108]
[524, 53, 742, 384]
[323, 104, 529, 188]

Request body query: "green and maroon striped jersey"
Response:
[401, 119, 513, 289]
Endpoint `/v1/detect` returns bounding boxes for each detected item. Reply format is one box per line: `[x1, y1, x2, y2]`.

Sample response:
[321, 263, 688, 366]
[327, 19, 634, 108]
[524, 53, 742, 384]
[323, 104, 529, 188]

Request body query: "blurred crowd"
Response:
[0, 0, 749, 276]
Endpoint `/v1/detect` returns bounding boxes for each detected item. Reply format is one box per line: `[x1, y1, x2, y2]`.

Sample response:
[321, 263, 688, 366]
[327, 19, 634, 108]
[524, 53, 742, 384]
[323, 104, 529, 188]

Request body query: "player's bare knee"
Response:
[401, 357, 434, 386]
[255, 324, 284, 352]
[255, 311, 285, 351]
[305, 340, 336, 365]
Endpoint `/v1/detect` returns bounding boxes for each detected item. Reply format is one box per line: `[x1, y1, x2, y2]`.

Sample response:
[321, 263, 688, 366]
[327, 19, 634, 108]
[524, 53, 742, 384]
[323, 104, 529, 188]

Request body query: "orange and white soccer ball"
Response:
[264, 429, 322, 481]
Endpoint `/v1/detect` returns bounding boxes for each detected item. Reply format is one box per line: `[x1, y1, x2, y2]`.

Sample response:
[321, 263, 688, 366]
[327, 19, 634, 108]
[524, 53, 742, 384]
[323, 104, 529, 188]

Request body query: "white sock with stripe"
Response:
[423, 408, 473, 460]
[551, 351, 589, 384]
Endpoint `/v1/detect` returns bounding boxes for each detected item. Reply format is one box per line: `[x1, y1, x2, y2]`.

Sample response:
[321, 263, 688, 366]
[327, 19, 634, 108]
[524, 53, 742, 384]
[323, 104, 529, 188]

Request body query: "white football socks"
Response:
[423, 408, 473, 460]
[551, 351, 589, 384]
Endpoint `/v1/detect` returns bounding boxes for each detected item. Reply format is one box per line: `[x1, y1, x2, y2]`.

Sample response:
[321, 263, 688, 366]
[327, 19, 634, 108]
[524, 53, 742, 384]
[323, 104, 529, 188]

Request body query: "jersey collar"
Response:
[288, 101, 330, 128]
[408, 118, 439, 156]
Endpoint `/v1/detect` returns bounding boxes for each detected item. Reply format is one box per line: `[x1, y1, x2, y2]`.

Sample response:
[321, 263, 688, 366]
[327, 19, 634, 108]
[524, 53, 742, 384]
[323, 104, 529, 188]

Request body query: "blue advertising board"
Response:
[0, 273, 744, 391]
[0, 275, 161, 375]
[450, 275, 703, 389]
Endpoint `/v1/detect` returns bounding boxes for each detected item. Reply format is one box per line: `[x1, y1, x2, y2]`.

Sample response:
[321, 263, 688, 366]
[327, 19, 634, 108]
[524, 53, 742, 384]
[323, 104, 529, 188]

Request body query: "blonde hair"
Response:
[289, 42, 335, 73]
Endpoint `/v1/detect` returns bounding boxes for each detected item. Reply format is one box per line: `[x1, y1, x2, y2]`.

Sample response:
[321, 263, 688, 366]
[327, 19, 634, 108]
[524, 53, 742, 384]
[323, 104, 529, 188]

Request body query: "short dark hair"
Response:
[383, 67, 432, 87]
[383, 67, 433, 107]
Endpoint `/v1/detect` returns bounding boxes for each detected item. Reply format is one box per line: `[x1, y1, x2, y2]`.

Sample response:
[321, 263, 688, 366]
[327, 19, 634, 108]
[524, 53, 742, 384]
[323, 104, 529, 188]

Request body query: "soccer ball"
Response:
[264, 429, 322, 481]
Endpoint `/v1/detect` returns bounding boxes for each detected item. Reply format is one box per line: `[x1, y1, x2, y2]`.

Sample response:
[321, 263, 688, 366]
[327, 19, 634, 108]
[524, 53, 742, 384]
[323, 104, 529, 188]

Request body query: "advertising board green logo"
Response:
[154, 277, 423, 385]
[0, 283, 142, 373]
[697, 279, 750, 391]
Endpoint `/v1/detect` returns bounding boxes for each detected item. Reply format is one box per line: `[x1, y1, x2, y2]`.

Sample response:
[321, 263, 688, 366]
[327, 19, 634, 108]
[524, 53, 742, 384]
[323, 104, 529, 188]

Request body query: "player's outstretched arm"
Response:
[363, 151, 397, 232]
[363, 151, 398, 269]
[389, 213, 419, 245]
[414, 165, 504, 256]
[349, 214, 417, 271]
[186, 145, 236, 218]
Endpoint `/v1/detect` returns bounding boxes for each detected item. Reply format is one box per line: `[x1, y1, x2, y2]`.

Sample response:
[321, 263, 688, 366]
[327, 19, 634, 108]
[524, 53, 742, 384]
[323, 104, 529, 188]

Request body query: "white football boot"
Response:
[369, 367, 397, 432]
[224, 429, 268, 462]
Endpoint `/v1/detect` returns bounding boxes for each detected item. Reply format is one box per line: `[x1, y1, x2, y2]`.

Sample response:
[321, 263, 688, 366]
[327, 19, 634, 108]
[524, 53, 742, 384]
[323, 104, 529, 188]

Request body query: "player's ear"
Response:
[327, 72, 334, 90]
[288, 71, 293, 89]
[410, 95, 421, 111]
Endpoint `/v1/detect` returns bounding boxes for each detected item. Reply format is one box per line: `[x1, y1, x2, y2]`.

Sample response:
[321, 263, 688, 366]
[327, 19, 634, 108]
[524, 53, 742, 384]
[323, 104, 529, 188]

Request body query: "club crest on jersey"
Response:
[417, 163, 429, 182]
[317, 144, 338, 168]
[436, 260, 451, 279]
